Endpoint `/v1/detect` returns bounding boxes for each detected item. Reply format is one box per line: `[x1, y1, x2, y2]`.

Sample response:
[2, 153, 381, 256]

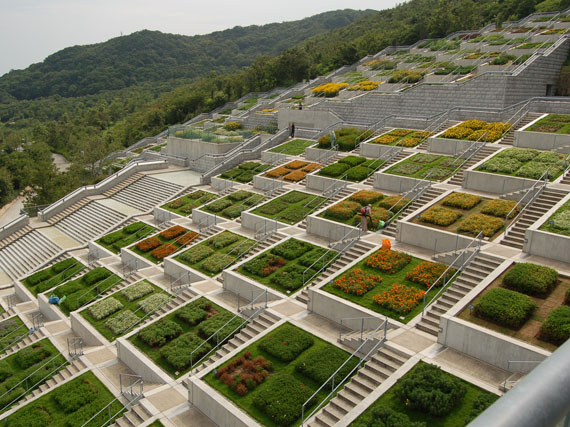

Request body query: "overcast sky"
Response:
[0, 0, 402, 77]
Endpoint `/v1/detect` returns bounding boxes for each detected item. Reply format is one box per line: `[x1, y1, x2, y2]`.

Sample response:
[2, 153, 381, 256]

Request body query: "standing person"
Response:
[360, 207, 368, 232]
[330, 130, 337, 149]
[290, 122, 296, 138]
[365, 204, 373, 230]
[298, 103, 303, 110]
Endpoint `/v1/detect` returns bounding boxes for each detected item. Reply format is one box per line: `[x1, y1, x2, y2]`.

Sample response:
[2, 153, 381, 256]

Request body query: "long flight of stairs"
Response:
[111, 175, 184, 212]
[447, 145, 500, 186]
[102, 173, 144, 198]
[416, 253, 503, 336]
[500, 188, 568, 249]
[499, 112, 544, 146]
[298, 187, 355, 230]
[46, 199, 90, 225]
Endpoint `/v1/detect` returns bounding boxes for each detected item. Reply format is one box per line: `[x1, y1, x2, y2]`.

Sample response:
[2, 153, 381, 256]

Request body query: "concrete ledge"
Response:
[38, 293, 66, 322]
[120, 247, 154, 274]
[463, 170, 535, 194]
[360, 142, 398, 158]
[166, 137, 237, 159]
[153, 206, 181, 224]
[88, 241, 115, 263]
[427, 136, 482, 156]
[210, 177, 235, 193]
[241, 211, 287, 233]
[305, 147, 332, 162]
[306, 173, 346, 192]
[397, 221, 476, 252]
[306, 214, 356, 242]
[0, 215, 29, 241]
[515, 129, 570, 153]
[260, 150, 289, 164]
[70, 311, 106, 347]
[12, 280, 34, 303]
[373, 172, 429, 193]
[222, 270, 283, 302]
[252, 174, 278, 192]
[116, 338, 171, 384]
[192, 208, 227, 228]
[163, 257, 208, 285]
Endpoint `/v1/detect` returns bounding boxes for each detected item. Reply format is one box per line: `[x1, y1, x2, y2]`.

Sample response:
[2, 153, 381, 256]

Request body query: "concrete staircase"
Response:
[0, 230, 62, 280]
[560, 168, 570, 186]
[0, 225, 33, 249]
[46, 199, 90, 225]
[500, 188, 568, 250]
[114, 401, 153, 427]
[111, 175, 184, 212]
[363, 150, 413, 186]
[1, 329, 45, 357]
[102, 173, 144, 198]
[148, 288, 198, 321]
[500, 112, 544, 146]
[298, 187, 355, 230]
[296, 240, 376, 304]
[309, 346, 409, 427]
[417, 120, 461, 150]
[54, 201, 127, 244]
[382, 187, 446, 238]
[352, 127, 392, 155]
[447, 145, 500, 186]
[416, 253, 503, 336]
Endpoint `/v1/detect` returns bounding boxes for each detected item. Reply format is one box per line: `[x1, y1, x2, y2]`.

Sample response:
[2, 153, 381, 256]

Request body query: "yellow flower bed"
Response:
[441, 120, 511, 142]
[224, 121, 243, 131]
[312, 83, 349, 97]
[347, 81, 381, 91]
[373, 135, 399, 145]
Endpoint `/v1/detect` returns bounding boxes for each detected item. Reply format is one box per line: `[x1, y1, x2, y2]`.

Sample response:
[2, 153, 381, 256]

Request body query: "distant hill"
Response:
[0, 9, 372, 100]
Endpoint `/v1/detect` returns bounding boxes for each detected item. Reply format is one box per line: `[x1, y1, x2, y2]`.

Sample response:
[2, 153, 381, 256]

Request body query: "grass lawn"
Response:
[130, 226, 199, 264]
[251, 191, 326, 225]
[204, 322, 358, 427]
[369, 129, 432, 148]
[160, 190, 217, 217]
[80, 280, 171, 342]
[201, 190, 265, 220]
[176, 231, 256, 277]
[352, 361, 498, 427]
[539, 200, 570, 237]
[475, 148, 566, 180]
[96, 222, 156, 255]
[0, 338, 67, 414]
[129, 297, 241, 378]
[23, 258, 85, 296]
[317, 156, 385, 182]
[263, 161, 323, 183]
[385, 153, 459, 182]
[0, 316, 28, 353]
[3, 371, 124, 426]
[269, 139, 315, 155]
[218, 162, 272, 183]
[526, 114, 570, 134]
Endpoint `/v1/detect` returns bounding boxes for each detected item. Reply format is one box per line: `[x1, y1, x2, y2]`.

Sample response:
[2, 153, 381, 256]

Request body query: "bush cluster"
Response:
[475, 288, 536, 328]
[373, 283, 426, 314]
[294, 345, 358, 384]
[419, 205, 462, 226]
[333, 268, 382, 296]
[179, 245, 214, 264]
[354, 405, 427, 427]
[89, 297, 123, 321]
[270, 263, 315, 291]
[406, 261, 455, 289]
[159, 225, 187, 240]
[122, 281, 154, 302]
[458, 213, 505, 237]
[442, 193, 482, 210]
[105, 310, 139, 335]
[139, 319, 183, 347]
[160, 333, 211, 370]
[502, 263, 558, 297]
[365, 249, 411, 274]
[259, 324, 313, 362]
[326, 200, 361, 221]
[138, 293, 169, 315]
[53, 377, 99, 413]
[271, 239, 312, 260]
[201, 253, 236, 274]
[216, 352, 273, 396]
[481, 199, 520, 218]
[199, 311, 243, 340]
[539, 305, 570, 345]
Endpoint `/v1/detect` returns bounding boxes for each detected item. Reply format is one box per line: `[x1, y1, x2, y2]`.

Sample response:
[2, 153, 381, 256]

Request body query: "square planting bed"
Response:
[96, 221, 156, 254]
[238, 238, 338, 295]
[410, 192, 520, 240]
[524, 113, 570, 134]
[317, 155, 385, 182]
[476, 148, 566, 180]
[385, 153, 460, 182]
[367, 128, 432, 148]
[263, 161, 323, 183]
[160, 190, 217, 217]
[539, 199, 570, 237]
[201, 190, 265, 220]
[458, 262, 570, 351]
[129, 297, 243, 378]
[321, 248, 455, 323]
[0, 316, 28, 353]
[268, 139, 315, 156]
[203, 322, 358, 427]
[352, 361, 498, 427]
[129, 225, 199, 264]
[175, 231, 256, 277]
[80, 280, 171, 341]
[251, 191, 326, 225]
[22, 258, 85, 296]
[316, 127, 373, 151]
[2, 371, 124, 426]
[218, 162, 273, 184]
[438, 120, 511, 143]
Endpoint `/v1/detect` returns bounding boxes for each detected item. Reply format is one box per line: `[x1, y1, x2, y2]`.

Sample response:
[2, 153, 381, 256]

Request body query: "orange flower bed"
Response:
[302, 163, 322, 173]
[216, 351, 273, 396]
[285, 160, 309, 170]
[283, 170, 306, 182]
[178, 231, 199, 246]
[160, 225, 187, 240]
[150, 244, 178, 260]
[135, 236, 161, 252]
[349, 190, 384, 205]
[373, 283, 425, 314]
[265, 167, 290, 178]
[333, 268, 382, 296]
[406, 261, 456, 288]
[365, 249, 411, 274]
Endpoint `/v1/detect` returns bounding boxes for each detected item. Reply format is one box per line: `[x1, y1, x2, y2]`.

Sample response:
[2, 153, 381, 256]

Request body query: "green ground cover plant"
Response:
[269, 139, 315, 155]
[502, 263, 558, 297]
[202, 190, 265, 219]
[540, 200, 570, 236]
[51, 267, 121, 316]
[130, 225, 199, 264]
[80, 280, 171, 341]
[352, 361, 498, 427]
[0, 317, 26, 353]
[252, 191, 325, 225]
[219, 162, 272, 183]
[204, 322, 357, 427]
[239, 238, 337, 294]
[176, 231, 256, 276]
[3, 371, 123, 427]
[23, 258, 85, 296]
[526, 113, 570, 134]
[317, 128, 373, 151]
[386, 153, 458, 181]
[477, 148, 565, 179]
[318, 156, 385, 182]
[130, 297, 241, 377]
[160, 190, 217, 216]
[0, 338, 67, 413]
[539, 305, 570, 346]
[370, 129, 433, 148]
[96, 221, 156, 254]
[474, 288, 536, 328]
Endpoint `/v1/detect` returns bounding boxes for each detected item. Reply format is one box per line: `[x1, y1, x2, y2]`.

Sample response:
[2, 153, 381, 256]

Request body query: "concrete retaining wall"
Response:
[252, 174, 281, 192]
[163, 258, 206, 285]
[210, 177, 236, 193]
[241, 211, 287, 233]
[397, 221, 475, 252]
[306, 173, 346, 192]
[524, 228, 570, 263]
[192, 208, 227, 229]
[166, 137, 237, 159]
[222, 270, 283, 302]
[260, 150, 289, 164]
[153, 206, 180, 224]
[278, 109, 341, 130]
[427, 137, 482, 156]
[305, 147, 331, 162]
[463, 169, 535, 194]
[38, 294, 66, 322]
[515, 129, 570, 152]
[0, 215, 29, 241]
[116, 338, 170, 384]
[360, 142, 399, 158]
[373, 172, 429, 193]
[119, 248, 153, 274]
[70, 312, 106, 347]
[306, 215, 356, 242]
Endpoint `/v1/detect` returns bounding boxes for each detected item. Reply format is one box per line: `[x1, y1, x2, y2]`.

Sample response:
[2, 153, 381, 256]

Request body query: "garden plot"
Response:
[170, 121, 253, 143]
[80, 280, 171, 341]
[175, 231, 256, 277]
[459, 262, 570, 352]
[0, 316, 26, 353]
[318, 189, 408, 230]
[130, 225, 199, 264]
[2, 371, 123, 426]
[238, 238, 338, 295]
[322, 248, 454, 323]
[540, 199, 570, 236]
[317, 155, 386, 182]
[0, 338, 67, 414]
[22, 258, 85, 296]
[50, 267, 121, 316]
[217, 162, 273, 184]
[201, 190, 265, 219]
[476, 148, 566, 180]
[367, 128, 432, 148]
[251, 191, 326, 225]
[95, 221, 156, 254]
[129, 297, 242, 377]
[437, 120, 511, 143]
[385, 153, 460, 181]
[268, 139, 315, 156]
[525, 113, 570, 134]
[411, 192, 520, 240]
[204, 322, 358, 427]
[160, 190, 217, 217]
[316, 128, 373, 151]
[352, 361, 498, 427]
[262, 161, 323, 184]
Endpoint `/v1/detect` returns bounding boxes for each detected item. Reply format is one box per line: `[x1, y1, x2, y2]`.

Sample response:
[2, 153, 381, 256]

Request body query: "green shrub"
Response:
[239, 162, 262, 170]
[259, 324, 313, 362]
[201, 253, 236, 274]
[279, 208, 309, 224]
[52, 258, 78, 273]
[346, 166, 369, 181]
[176, 305, 209, 326]
[259, 200, 288, 215]
[474, 288, 536, 328]
[566, 288, 570, 305]
[100, 231, 123, 245]
[159, 333, 212, 370]
[394, 363, 466, 417]
[235, 172, 254, 183]
[281, 191, 308, 203]
[271, 239, 313, 260]
[89, 297, 123, 321]
[464, 393, 499, 424]
[83, 268, 111, 286]
[480, 157, 522, 174]
[6, 404, 52, 427]
[412, 153, 440, 164]
[539, 305, 570, 345]
[442, 193, 482, 210]
[0, 361, 12, 382]
[326, 200, 361, 221]
[516, 162, 561, 179]
[339, 156, 366, 167]
[391, 162, 424, 175]
[198, 312, 243, 341]
[25, 270, 51, 287]
[15, 344, 52, 369]
[222, 205, 247, 218]
[138, 294, 169, 315]
[121, 281, 154, 302]
[53, 377, 99, 413]
[208, 232, 239, 249]
[294, 346, 358, 384]
[270, 264, 315, 291]
[123, 222, 146, 234]
[458, 213, 504, 237]
[205, 199, 232, 212]
[138, 319, 183, 347]
[179, 245, 214, 264]
[243, 254, 286, 277]
[227, 190, 251, 201]
[502, 263, 558, 297]
[54, 280, 83, 297]
[497, 148, 538, 162]
[353, 405, 426, 427]
[319, 163, 350, 178]
[298, 248, 336, 268]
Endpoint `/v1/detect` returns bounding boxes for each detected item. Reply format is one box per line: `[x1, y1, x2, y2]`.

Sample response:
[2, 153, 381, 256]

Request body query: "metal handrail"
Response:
[422, 231, 483, 315]
[80, 395, 126, 427]
[384, 171, 433, 228]
[339, 316, 385, 342]
[254, 219, 278, 241]
[122, 258, 141, 278]
[502, 360, 542, 390]
[73, 274, 124, 313]
[34, 260, 84, 294]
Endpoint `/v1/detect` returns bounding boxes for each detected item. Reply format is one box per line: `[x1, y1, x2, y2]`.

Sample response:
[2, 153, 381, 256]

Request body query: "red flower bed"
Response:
[406, 261, 456, 288]
[135, 236, 161, 252]
[365, 249, 411, 274]
[333, 268, 382, 296]
[160, 225, 187, 240]
[373, 283, 425, 314]
[177, 231, 199, 246]
[216, 351, 273, 396]
[150, 244, 178, 260]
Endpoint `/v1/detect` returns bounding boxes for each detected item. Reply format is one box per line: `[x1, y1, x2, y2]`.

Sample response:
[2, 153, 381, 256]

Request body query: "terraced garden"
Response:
[252, 191, 325, 225]
[318, 156, 385, 182]
[23, 258, 85, 296]
[386, 153, 459, 181]
[160, 190, 217, 216]
[476, 148, 566, 180]
[438, 120, 511, 143]
[218, 162, 272, 183]
[96, 221, 156, 254]
[540, 199, 570, 236]
[263, 161, 322, 183]
[525, 113, 570, 134]
[269, 139, 314, 155]
[369, 129, 432, 147]
[317, 128, 373, 151]
[130, 225, 199, 264]
[201, 190, 265, 219]
[0, 316, 28, 354]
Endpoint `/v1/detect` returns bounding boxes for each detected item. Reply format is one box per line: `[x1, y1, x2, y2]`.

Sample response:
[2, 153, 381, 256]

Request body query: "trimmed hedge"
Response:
[159, 333, 211, 370]
[259, 324, 313, 362]
[474, 288, 536, 328]
[271, 239, 313, 260]
[139, 319, 183, 347]
[502, 263, 558, 297]
[294, 345, 358, 384]
[539, 305, 570, 345]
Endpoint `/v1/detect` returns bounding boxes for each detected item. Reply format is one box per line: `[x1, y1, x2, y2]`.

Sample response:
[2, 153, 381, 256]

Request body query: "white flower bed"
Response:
[89, 297, 123, 320]
[121, 281, 153, 302]
[138, 293, 170, 315]
[105, 310, 139, 335]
